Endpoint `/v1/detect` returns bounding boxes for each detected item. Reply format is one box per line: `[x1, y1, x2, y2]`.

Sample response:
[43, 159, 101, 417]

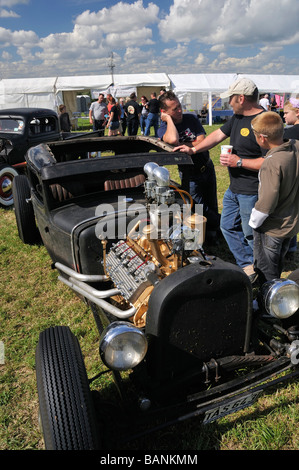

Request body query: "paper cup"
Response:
[221, 145, 233, 154]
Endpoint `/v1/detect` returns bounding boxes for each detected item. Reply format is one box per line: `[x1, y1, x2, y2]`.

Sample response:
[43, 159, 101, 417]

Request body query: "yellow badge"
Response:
[240, 128, 250, 137]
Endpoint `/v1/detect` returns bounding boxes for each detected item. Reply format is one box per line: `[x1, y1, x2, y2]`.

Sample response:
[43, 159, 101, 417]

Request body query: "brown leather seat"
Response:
[49, 173, 145, 202]
[104, 173, 145, 191]
[49, 181, 85, 202]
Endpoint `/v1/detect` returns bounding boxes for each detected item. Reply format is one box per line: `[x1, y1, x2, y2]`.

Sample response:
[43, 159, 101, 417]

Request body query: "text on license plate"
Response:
[203, 390, 261, 424]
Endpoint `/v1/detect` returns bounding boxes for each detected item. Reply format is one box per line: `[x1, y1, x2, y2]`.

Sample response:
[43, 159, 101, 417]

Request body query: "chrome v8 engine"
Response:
[106, 239, 158, 302]
[104, 163, 206, 327]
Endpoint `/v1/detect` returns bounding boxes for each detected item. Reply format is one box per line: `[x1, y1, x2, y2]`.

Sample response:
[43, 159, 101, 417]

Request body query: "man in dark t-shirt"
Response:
[145, 92, 160, 137]
[220, 113, 266, 196]
[173, 78, 266, 282]
[59, 105, 72, 134]
[124, 92, 141, 136]
[158, 91, 220, 240]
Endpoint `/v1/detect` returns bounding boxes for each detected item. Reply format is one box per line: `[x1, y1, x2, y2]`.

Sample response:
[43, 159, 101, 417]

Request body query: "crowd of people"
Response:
[59, 77, 299, 285]
[172, 77, 299, 285]
[87, 88, 166, 138]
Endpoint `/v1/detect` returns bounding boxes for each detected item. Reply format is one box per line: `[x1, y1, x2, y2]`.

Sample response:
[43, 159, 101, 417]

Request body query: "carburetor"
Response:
[144, 162, 176, 205]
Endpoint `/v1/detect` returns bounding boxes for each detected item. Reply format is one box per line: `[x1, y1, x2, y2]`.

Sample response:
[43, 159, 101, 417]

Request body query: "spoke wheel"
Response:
[0, 164, 19, 206]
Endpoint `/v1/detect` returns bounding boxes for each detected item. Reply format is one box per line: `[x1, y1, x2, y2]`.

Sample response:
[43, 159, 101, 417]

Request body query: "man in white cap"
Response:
[174, 77, 266, 283]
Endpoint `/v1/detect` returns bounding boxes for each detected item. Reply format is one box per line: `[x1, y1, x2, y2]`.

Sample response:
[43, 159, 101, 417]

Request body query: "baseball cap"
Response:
[220, 77, 257, 98]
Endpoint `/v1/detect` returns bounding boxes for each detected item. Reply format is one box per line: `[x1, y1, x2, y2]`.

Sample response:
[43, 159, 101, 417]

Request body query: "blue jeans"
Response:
[220, 188, 258, 268]
[140, 114, 148, 133]
[288, 234, 297, 253]
[145, 113, 159, 137]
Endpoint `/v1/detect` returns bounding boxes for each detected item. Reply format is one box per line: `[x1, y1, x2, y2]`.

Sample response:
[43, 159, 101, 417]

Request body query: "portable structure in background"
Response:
[0, 73, 297, 125]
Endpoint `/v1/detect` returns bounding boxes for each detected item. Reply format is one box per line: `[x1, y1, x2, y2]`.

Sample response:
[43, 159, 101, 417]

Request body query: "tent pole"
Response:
[208, 92, 212, 126]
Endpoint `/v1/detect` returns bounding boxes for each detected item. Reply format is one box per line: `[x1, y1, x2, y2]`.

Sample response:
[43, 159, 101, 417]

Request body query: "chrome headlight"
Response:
[262, 279, 299, 319]
[99, 322, 148, 370]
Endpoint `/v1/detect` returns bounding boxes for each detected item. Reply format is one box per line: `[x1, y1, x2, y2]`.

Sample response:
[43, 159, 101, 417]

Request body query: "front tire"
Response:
[35, 326, 101, 450]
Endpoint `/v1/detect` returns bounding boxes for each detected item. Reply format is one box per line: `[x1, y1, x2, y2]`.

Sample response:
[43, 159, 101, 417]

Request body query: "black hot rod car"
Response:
[0, 108, 61, 207]
[12, 135, 299, 450]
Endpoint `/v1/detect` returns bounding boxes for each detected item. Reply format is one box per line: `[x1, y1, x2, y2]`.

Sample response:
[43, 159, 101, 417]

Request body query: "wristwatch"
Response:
[237, 158, 243, 168]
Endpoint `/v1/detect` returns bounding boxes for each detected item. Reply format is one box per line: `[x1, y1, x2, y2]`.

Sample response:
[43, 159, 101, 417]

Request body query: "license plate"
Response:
[203, 390, 261, 424]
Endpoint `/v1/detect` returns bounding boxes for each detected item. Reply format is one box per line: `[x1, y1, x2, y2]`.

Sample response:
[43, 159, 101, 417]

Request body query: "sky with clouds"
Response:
[0, 0, 298, 79]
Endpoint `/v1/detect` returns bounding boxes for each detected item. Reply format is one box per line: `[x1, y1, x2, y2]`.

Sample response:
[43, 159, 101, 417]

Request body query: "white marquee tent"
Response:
[56, 73, 170, 114]
[169, 73, 236, 124]
[0, 72, 298, 125]
[169, 73, 299, 95]
[88, 73, 170, 101]
[169, 73, 299, 124]
[0, 77, 58, 110]
[238, 74, 299, 94]
[0, 73, 170, 116]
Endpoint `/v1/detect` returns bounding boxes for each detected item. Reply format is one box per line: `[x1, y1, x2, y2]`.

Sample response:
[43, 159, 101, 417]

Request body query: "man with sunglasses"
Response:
[174, 77, 265, 282]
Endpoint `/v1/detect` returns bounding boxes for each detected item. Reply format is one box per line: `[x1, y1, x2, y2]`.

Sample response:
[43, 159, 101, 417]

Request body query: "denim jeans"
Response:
[220, 188, 258, 268]
[253, 231, 291, 282]
[140, 114, 148, 133]
[288, 234, 297, 253]
[144, 113, 159, 137]
[93, 119, 105, 136]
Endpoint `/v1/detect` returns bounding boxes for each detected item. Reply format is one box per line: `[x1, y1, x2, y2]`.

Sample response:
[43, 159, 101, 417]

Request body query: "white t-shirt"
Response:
[259, 98, 270, 110]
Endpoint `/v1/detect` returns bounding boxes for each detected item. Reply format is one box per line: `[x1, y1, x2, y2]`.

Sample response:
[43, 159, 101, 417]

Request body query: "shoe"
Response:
[243, 264, 258, 284]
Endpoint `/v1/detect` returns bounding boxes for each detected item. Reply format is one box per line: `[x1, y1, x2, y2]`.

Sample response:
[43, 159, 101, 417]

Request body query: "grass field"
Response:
[0, 124, 299, 451]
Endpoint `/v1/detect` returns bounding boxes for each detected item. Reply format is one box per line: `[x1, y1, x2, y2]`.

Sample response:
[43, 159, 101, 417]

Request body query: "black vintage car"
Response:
[12, 135, 299, 450]
[0, 108, 61, 206]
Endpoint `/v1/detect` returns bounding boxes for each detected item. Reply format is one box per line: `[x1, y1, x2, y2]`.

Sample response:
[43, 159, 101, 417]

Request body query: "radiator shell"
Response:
[145, 258, 252, 382]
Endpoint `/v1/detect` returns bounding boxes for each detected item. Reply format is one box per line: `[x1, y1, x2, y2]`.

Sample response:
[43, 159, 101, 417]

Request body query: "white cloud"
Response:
[195, 52, 207, 65]
[0, 0, 298, 78]
[0, 0, 28, 6]
[76, 1, 159, 34]
[210, 44, 225, 53]
[123, 47, 153, 66]
[208, 46, 287, 74]
[162, 44, 188, 59]
[159, 0, 299, 48]
[2, 50, 11, 59]
[105, 28, 154, 49]
[0, 8, 19, 17]
[33, 1, 159, 69]
[0, 26, 38, 48]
